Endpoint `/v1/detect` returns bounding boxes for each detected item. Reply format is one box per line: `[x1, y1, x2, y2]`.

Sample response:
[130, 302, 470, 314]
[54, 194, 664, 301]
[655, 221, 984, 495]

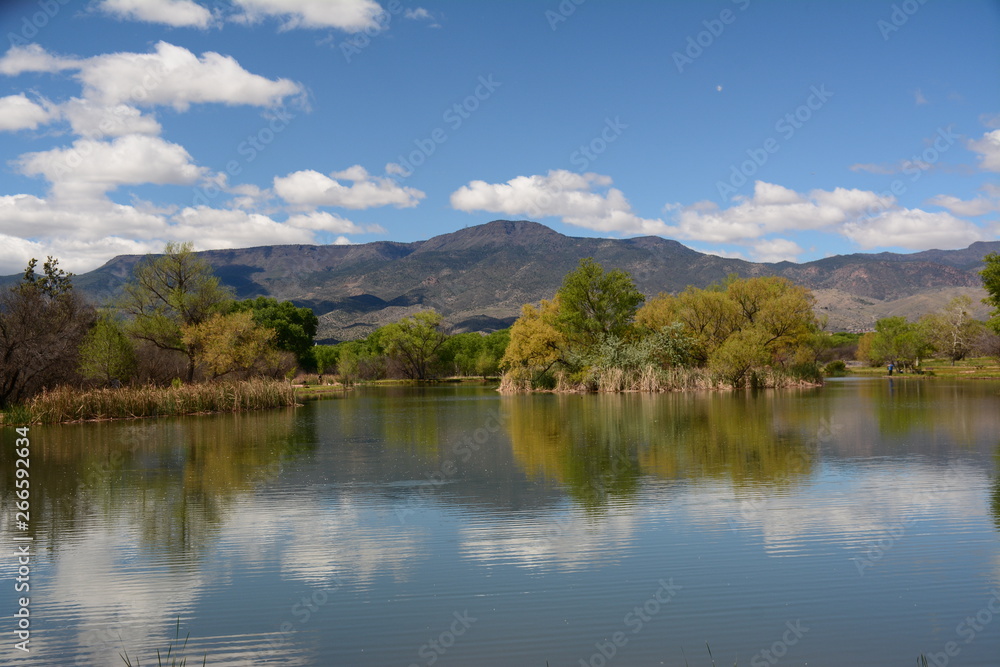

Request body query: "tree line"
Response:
[499, 253, 1000, 391]
[855, 294, 1000, 370]
[312, 311, 510, 384]
[5, 245, 1000, 406]
[0, 243, 317, 408]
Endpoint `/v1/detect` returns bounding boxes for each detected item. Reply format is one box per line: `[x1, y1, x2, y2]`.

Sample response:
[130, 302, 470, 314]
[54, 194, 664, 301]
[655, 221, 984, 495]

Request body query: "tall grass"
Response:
[499, 364, 818, 394]
[12, 379, 296, 424]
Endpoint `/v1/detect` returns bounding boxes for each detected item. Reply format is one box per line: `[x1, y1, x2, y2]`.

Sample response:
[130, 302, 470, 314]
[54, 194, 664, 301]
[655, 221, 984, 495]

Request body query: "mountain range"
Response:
[17, 220, 999, 342]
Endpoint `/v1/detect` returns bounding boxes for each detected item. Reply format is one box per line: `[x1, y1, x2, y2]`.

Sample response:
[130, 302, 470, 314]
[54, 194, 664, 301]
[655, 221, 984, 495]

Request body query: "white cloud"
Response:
[274, 166, 424, 209]
[0, 193, 165, 241]
[843, 208, 987, 250]
[404, 7, 432, 20]
[666, 181, 884, 243]
[451, 173, 991, 254]
[969, 129, 1000, 172]
[18, 135, 205, 200]
[0, 43, 302, 113]
[232, 0, 385, 32]
[0, 192, 382, 274]
[61, 99, 162, 138]
[0, 44, 78, 76]
[284, 210, 385, 234]
[927, 190, 1000, 217]
[77, 41, 302, 111]
[0, 94, 54, 131]
[450, 170, 668, 235]
[752, 238, 804, 263]
[170, 206, 316, 247]
[97, 0, 215, 28]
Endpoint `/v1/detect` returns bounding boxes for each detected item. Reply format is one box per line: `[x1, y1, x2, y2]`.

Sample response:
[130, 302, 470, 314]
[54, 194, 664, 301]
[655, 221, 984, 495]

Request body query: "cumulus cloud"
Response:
[0, 42, 302, 113]
[18, 135, 205, 200]
[0, 191, 383, 274]
[969, 129, 1000, 172]
[927, 187, 1000, 217]
[284, 210, 385, 234]
[232, 0, 385, 32]
[0, 44, 78, 76]
[274, 166, 424, 209]
[451, 173, 990, 255]
[61, 99, 162, 138]
[843, 208, 987, 250]
[77, 41, 302, 111]
[0, 94, 55, 131]
[664, 182, 885, 243]
[450, 170, 669, 235]
[751, 238, 804, 263]
[97, 0, 215, 28]
[670, 181, 989, 251]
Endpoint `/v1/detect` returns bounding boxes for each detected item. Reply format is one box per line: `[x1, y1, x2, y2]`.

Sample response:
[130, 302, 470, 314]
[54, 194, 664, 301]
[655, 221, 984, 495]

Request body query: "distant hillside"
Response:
[14, 220, 998, 341]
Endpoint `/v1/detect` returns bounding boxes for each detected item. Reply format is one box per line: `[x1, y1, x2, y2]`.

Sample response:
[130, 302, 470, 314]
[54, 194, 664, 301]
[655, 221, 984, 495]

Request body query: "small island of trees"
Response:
[498, 258, 823, 392]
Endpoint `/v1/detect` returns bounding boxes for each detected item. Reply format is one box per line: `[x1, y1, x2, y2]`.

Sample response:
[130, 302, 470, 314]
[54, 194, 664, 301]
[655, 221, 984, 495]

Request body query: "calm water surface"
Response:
[2, 378, 999, 666]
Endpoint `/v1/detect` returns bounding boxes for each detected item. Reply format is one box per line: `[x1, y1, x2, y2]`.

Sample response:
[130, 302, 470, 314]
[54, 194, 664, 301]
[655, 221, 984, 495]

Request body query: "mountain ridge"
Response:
[9, 220, 998, 341]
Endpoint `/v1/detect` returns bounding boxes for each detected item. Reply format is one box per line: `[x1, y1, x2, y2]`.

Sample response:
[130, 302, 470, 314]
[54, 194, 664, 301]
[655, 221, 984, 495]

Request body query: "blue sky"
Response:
[0, 0, 998, 274]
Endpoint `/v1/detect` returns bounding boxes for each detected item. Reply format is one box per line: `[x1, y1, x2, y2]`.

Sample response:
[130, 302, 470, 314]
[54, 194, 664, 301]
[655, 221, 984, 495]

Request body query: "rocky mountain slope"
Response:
[31, 220, 1000, 341]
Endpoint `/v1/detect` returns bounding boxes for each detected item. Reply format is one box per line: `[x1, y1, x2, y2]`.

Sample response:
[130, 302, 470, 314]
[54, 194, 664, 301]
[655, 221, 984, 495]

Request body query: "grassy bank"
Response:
[3, 379, 297, 425]
[849, 356, 1000, 379]
[499, 365, 821, 393]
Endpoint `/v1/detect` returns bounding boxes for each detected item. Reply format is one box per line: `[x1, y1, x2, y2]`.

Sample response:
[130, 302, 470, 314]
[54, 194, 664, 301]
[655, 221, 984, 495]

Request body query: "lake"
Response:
[2, 378, 999, 666]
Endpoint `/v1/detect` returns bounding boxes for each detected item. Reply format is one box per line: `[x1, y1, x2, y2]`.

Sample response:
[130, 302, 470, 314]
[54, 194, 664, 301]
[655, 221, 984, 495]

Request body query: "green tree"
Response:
[78, 313, 137, 384]
[980, 252, 1000, 333]
[556, 258, 644, 348]
[118, 242, 232, 382]
[382, 311, 448, 380]
[0, 257, 95, 406]
[181, 311, 280, 379]
[229, 297, 318, 370]
[709, 328, 771, 387]
[501, 297, 565, 373]
[335, 343, 361, 385]
[314, 345, 339, 382]
[869, 316, 930, 370]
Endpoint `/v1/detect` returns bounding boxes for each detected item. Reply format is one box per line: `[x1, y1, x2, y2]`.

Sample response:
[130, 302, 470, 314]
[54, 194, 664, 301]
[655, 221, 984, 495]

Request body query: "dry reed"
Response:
[20, 379, 296, 424]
